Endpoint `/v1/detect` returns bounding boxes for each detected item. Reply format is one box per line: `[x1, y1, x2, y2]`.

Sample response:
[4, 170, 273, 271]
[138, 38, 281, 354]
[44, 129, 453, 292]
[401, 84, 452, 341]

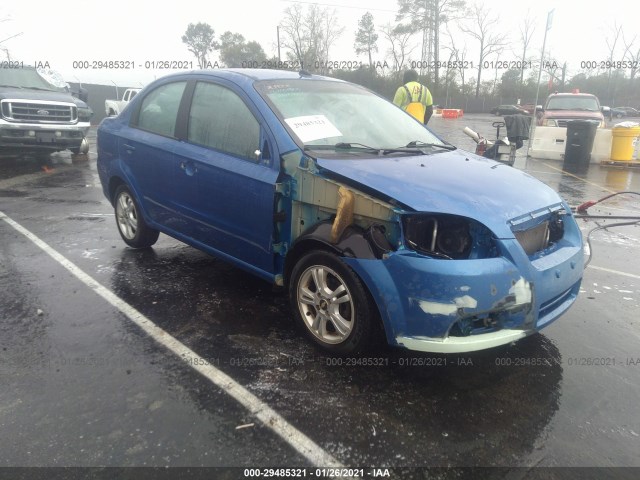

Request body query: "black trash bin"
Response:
[564, 120, 599, 169]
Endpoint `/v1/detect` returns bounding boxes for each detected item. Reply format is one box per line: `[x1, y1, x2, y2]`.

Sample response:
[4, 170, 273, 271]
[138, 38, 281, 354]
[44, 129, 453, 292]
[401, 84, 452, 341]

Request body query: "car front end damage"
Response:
[282, 150, 584, 353]
[343, 205, 583, 353]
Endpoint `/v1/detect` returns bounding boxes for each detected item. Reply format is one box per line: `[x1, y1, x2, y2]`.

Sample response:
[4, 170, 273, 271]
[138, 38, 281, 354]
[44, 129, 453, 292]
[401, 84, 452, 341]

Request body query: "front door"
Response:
[173, 80, 279, 277]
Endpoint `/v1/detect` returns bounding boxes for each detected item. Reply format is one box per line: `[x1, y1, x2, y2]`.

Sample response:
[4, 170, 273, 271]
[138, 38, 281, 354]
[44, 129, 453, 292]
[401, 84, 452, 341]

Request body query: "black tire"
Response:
[113, 185, 159, 248]
[289, 250, 376, 355]
[71, 137, 89, 156]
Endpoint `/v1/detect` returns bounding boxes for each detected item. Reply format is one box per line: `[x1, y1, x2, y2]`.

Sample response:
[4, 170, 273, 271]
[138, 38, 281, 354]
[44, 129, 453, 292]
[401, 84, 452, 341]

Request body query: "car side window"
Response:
[136, 82, 187, 137]
[188, 82, 260, 162]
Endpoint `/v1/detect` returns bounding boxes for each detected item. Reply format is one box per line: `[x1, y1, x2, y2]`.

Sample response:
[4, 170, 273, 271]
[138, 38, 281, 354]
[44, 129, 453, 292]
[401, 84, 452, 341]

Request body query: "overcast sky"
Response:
[2, 0, 639, 88]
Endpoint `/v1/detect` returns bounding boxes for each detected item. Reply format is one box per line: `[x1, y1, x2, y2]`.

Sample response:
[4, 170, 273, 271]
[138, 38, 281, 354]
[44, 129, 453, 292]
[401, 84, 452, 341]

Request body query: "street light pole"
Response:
[111, 80, 119, 102]
[277, 26, 281, 62]
[526, 9, 554, 160]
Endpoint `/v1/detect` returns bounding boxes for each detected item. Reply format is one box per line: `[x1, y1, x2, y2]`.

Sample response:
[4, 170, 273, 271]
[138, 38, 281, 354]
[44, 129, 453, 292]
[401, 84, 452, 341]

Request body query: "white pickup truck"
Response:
[105, 88, 140, 116]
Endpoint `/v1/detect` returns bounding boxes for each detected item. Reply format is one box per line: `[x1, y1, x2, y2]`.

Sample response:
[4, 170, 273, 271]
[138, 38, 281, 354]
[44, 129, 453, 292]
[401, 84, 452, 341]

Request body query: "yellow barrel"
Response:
[610, 125, 640, 161]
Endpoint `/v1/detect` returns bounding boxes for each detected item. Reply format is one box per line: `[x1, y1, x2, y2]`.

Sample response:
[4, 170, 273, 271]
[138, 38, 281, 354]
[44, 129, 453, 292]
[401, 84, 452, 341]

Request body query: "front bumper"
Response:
[0, 120, 90, 153]
[396, 329, 529, 354]
[343, 236, 583, 353]
[539, 117, 605, 128]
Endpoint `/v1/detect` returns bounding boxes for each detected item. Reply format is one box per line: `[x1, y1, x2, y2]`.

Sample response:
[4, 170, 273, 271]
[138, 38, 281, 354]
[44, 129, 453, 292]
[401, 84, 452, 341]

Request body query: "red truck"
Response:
[536, 92, 605, 128]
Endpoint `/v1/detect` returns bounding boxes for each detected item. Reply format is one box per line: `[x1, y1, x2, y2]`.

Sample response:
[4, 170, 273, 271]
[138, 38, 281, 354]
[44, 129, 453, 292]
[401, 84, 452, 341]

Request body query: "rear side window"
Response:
[187, 82, 260, 162]
[136, 81, 187, 137]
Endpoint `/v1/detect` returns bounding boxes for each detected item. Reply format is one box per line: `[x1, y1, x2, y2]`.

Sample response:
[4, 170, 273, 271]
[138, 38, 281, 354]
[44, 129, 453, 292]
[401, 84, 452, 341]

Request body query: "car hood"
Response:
[0, 87, 77, 104]
[316, 149, 564, 238]
[69, 96, 90, 109]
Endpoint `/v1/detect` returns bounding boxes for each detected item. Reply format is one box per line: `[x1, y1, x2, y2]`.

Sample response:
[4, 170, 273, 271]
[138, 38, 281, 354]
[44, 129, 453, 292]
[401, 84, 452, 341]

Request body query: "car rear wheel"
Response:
[289, 250, 375, 354]
[114, 185, 159, 248]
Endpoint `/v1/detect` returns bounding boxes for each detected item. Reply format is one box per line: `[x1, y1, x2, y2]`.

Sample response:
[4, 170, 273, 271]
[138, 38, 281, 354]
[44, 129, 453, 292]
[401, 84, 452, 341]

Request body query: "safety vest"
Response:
[403, 84, 426, 122]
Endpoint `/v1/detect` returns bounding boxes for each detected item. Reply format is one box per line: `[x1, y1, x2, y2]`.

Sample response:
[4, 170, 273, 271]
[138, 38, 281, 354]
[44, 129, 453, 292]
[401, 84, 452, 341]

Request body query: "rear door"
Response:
[172, 79, 279, 277]
[119, 80, 189, 228]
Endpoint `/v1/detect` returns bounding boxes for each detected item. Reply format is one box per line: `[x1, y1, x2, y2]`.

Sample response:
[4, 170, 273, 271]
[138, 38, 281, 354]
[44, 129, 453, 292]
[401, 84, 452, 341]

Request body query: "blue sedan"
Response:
[97, 69, 583, 354]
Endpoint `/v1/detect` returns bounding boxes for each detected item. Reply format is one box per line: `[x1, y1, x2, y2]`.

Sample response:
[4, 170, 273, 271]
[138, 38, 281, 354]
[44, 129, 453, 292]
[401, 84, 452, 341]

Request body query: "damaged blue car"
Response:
[97, 69, 584, 354]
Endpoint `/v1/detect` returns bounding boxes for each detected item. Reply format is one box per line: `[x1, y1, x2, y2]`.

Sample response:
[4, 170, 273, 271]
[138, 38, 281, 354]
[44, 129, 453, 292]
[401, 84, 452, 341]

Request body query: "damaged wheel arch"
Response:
[283, 220, 392, 284]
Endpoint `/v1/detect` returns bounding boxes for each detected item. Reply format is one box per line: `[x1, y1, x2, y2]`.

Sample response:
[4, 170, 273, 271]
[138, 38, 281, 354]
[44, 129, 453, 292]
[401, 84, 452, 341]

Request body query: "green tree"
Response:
[354, 12, 378, 69]
[182, 22, 218, 68]
[498, 68, 521, 101]
[219, 31, 267, 67]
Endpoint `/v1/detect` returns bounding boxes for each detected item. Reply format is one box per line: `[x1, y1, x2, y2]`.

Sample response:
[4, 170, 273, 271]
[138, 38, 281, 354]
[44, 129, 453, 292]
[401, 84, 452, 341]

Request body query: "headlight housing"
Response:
[78, 107, 93, 122]
[402, 214, 498, 259]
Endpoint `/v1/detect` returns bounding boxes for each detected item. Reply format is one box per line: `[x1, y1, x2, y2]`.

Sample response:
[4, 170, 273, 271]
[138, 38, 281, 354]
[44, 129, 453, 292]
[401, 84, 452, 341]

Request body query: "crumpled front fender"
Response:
[343, 252, 532, 343]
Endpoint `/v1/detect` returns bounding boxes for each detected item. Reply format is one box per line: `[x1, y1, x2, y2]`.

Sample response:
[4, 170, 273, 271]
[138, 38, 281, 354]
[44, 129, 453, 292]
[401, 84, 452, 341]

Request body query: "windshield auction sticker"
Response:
[285, 115, 342, 143]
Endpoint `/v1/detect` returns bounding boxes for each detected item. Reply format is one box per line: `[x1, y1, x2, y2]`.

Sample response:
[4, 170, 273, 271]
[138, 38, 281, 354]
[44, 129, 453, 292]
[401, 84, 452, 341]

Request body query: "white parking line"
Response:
[0, 210, 342, 468]
[588, 265, 640, 280]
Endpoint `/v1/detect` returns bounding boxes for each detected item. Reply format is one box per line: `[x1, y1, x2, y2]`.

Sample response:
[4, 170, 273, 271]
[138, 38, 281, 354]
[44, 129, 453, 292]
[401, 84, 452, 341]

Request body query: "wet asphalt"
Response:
[1, 115, 639, 478]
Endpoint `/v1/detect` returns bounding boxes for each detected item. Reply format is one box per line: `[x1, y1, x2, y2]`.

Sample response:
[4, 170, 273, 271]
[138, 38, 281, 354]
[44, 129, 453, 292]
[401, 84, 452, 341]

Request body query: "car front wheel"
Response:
[289, 250, 376, 354]
[114, 185, 159, 248]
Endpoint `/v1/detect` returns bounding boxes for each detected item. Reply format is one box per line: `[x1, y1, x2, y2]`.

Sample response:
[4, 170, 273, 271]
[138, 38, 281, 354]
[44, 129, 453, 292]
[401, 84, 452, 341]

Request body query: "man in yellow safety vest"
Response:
[392, 69, 434, 125]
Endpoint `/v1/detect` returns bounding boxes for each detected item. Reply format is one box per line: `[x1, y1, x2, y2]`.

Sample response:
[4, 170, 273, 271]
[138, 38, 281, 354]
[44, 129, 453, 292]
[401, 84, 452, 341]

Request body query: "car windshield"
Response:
[0, 67, 65, 92]
[546, 96, 599, 111]
[255, 79, 444, 151]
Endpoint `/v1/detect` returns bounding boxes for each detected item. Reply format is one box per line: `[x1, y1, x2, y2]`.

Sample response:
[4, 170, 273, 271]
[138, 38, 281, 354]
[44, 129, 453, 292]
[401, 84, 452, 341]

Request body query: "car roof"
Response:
[175, 68, 345, 83]
[142, 69, 347, 95]
[548, 93, 597, 98]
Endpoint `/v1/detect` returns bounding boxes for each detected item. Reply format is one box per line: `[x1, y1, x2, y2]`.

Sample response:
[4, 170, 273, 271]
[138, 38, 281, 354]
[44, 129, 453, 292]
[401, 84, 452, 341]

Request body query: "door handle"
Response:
[180, 161, 197, 176]
[122, 144, 136, 153]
